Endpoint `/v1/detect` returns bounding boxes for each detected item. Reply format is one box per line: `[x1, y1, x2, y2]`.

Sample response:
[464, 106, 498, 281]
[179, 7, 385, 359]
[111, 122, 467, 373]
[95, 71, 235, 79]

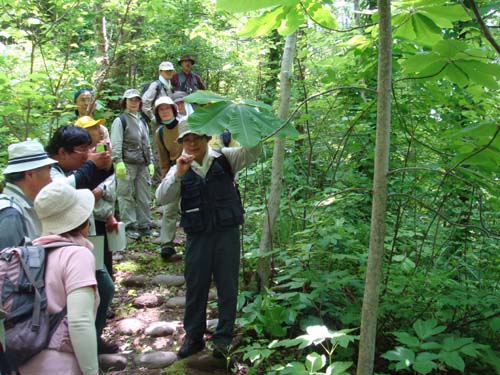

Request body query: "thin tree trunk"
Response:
[257, 31, 297, 290]
[356, 1, 392, 374]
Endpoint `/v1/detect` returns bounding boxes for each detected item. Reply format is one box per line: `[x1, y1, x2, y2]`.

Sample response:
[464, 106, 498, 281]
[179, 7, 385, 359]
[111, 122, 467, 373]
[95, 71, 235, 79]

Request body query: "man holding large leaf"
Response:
[155, 120, 260, 359]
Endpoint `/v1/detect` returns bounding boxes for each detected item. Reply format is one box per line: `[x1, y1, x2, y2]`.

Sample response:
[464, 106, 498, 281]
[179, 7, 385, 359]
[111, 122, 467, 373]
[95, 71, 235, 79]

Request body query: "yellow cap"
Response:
[75, 116, 105, 129]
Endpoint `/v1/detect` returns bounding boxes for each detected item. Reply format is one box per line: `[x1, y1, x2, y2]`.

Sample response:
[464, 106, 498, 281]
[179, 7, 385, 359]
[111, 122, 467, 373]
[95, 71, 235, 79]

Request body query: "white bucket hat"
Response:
[35, 182, 95, 235]
[154, 96, 175, 109]
[3, 140, 57, 174]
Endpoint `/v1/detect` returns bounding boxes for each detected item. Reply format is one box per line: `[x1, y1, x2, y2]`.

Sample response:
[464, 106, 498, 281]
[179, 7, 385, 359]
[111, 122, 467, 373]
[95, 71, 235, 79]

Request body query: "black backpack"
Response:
[0, 242, 71, 371]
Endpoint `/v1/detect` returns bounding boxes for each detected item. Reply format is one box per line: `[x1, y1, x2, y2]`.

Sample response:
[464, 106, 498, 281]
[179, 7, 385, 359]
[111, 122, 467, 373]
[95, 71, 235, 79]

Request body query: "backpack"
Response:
[140, 79, 163, 123]
[0, 195, 27, 249]
[0, 242, 72, 371]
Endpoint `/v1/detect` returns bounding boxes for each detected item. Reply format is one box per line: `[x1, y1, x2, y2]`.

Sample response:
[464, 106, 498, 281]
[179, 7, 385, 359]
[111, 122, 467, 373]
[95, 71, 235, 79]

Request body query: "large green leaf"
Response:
[305, 352, 326, 372]
[238, 6, 285, 37]
[419, 4, 470, 28]
[413, 352, 438, 374]
[184, 91, 296, 147]
[305, 0, 338, 30]
[277, 5, 305, 36]
[412, 14, 442, 46]
[439, 351, 465, 371]
[393, 14, 416, 40]
[216, 0, 297, 12]
[444, 63, 469, 87]
[413, 319, 446, 340]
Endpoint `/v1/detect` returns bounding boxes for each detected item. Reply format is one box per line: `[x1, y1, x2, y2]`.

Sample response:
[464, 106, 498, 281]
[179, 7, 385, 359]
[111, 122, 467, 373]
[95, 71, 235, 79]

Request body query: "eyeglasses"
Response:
[182, 135, 204, 144]
[72, 148, 90, 155]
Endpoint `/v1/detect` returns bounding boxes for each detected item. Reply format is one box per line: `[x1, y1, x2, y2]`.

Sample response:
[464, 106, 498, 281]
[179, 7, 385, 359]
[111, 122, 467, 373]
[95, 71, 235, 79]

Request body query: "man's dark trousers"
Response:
[183, 226, 240, 346]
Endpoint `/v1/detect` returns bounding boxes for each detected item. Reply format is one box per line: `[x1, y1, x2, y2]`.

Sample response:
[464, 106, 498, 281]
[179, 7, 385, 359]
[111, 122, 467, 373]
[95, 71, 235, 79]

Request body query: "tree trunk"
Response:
[356, 1, 392, 374]
[257, 31, 297, 290]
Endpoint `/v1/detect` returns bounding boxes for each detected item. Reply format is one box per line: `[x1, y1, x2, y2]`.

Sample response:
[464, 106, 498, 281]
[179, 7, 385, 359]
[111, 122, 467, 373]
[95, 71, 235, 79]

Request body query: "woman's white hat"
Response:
[3, 140, 57, 174]
[35, 182, 95, 235]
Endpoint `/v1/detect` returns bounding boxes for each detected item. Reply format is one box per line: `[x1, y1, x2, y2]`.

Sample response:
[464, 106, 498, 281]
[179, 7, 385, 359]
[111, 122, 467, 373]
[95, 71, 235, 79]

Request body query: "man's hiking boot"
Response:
[160, 246, 176, 260]
[98, 338, 119, 354]
[177, 337, 205, 358]
[139, 227, 158, 237]
[126, 229, 140, 240]
[212, 343, 229, 360]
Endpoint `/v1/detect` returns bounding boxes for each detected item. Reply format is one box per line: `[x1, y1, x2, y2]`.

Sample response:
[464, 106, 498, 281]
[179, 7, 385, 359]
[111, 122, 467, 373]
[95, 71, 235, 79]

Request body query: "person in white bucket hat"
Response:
[18, 181, 100, 375]
[153, 96, 182, 260]
[0, 139, 57, 249]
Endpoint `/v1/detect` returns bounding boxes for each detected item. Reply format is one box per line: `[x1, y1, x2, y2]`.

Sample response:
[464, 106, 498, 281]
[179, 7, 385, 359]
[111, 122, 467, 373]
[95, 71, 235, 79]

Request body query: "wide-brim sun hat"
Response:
[123, 89, 141, 99]
[176, 120, 211, 143]
[35, 182, 95, 235]
[3, 139, 57, 174]
[75, 116, 105, 129]
[178, 55, 195, 65]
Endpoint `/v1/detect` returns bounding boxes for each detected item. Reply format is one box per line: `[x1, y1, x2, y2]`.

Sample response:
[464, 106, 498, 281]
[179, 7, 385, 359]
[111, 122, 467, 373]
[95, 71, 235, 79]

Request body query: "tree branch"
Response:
[261, 85, 377, 142]
[464, 0, 500, 56]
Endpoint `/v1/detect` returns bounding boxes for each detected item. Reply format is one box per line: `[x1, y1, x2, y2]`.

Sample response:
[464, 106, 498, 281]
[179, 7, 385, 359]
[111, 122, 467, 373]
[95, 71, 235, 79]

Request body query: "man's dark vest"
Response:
[180, 156, 244, 234]
[177, 72, 201, 94]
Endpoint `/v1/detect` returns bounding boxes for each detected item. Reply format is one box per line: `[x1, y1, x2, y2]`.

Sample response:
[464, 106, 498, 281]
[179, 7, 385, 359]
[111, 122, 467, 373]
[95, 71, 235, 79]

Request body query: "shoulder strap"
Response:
[157, 124, 165, 146]
[213, 151, 234, 179]
[119, 113, 127, 132]
[0, 194, 22, 213]
[154, 79, 162, 101]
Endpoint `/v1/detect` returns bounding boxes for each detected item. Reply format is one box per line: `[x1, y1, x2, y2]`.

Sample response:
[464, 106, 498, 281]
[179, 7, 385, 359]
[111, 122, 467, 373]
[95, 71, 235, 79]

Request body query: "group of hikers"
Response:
[0, 54, 262, 374]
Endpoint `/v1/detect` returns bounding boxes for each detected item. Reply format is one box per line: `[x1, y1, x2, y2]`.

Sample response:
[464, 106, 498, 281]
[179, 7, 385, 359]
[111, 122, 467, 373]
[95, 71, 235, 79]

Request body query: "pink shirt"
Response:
[19, 234, 99, 375]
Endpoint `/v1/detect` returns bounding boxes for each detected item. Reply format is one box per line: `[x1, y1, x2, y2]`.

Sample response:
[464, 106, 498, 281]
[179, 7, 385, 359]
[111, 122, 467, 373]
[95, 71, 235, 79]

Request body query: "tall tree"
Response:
[257, 31, 297, 289]
[356, 0, 392, 373]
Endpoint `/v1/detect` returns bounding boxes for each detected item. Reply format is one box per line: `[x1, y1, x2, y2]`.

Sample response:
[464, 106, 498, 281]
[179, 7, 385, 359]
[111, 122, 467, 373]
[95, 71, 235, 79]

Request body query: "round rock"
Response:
[98, 354, 128, 371]
[134, 351, 177, 369]
[152, 274, 185, 287]
[121, 275, 149, 287]
[145, 321, 176, 337]
[165, 296, 186, 308]
[116, 318, 145, 335]
[133, 293, 162, 308]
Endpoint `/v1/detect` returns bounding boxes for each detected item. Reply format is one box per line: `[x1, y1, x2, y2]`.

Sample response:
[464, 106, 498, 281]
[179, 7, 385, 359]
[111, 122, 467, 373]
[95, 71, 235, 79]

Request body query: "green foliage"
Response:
[185, 91, 298, 146]
[382, 319, 496, 374]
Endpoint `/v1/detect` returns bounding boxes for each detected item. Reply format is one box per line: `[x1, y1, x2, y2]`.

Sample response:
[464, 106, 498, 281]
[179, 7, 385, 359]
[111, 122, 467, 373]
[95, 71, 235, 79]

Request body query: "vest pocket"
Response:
[215, 205, 244, 229]
[180, 183, 205, 233]
[180, 209, 205, 233]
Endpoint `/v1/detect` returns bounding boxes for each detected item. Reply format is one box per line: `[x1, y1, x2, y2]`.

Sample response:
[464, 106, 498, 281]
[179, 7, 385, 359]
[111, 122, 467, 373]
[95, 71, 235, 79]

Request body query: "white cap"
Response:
[122, 89, 141, 99]
[159, 61, 175, 71]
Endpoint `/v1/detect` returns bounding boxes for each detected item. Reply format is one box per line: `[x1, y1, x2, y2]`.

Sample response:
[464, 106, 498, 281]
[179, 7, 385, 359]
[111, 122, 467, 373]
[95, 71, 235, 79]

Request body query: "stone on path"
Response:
[98, 354, 128, 371]
[145, 321, 176, 337]
[121, 274, 149, 287]
[133, 293, 162, 308]
[165, 296, 186, 308]
[117, 318, 145, 335]
[133, 351, 177, 369]
[152, 274, 185, 287]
